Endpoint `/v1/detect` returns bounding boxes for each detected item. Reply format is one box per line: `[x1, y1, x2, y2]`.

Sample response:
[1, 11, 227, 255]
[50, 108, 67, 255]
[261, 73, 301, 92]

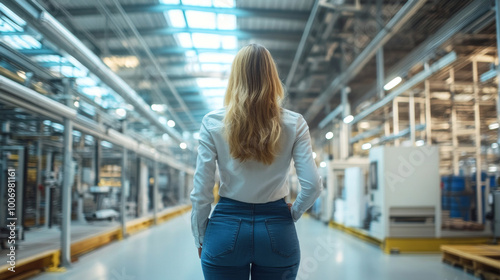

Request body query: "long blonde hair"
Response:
[223, 44, 284, 165]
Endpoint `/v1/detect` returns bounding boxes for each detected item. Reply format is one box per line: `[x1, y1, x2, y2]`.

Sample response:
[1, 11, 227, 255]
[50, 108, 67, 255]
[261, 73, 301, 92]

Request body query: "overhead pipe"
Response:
[303, 0, 427, 122]
[2, 1, 183, 143]
[318, 105, 342, 129]
[109, 0, 196, 127]
[285, 0, 321, 89]
[94, 1, 188, 132]
[349, 126, 383, 144]
[0, 75, 77, 119]
[0, 75, 194, 174]
[352, 51, 457, 124]
[353, 0, 491, 110]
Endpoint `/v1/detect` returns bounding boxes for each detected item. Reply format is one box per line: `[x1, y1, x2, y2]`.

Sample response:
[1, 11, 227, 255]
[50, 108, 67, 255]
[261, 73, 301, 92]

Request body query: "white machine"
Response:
[344, 167, 367, 228]
[368, 146, 441, 240]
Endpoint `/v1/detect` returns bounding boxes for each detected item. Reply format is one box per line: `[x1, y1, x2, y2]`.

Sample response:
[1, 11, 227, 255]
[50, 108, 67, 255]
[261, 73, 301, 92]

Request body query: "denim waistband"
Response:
[218, 196, 286, 207]
[213, 196, 289, 219]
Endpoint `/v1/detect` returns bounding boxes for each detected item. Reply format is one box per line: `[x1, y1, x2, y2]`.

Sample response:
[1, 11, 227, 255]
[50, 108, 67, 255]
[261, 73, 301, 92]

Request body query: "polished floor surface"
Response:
[32, 212, 477, 280]
[0, 221, 119, 262]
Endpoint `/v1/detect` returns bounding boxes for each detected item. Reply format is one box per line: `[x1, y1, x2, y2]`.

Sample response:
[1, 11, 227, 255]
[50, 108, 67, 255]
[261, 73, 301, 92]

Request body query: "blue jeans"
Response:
[201, 197, 300, 280]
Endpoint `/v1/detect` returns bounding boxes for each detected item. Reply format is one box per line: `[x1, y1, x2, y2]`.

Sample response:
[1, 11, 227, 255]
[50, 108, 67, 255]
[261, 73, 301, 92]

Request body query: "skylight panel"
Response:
[184, 63, 201, 73]
[1, 35, 41, 49]
[166, 10, 186, 28]
[182, 0, 212, 7]
[213, 0, 235, 8]
[217, 14, 236, 30]
[81, 86, 108, 97]
[0, 36, 22, 49]
[198, 52, 235, 63]
[76, 77, 98, 87]
[196, 78, 228, 88]
[176, 33, 193, 48]
[20, 35, 42, 49]
[205, 97, 224, 109]
[186, 11, 216, 29]
[32, 55, 65, 63]
[201, 63, 229, 72]
[50, 66, 88, 78]
[201, 63, 221, 72]
[185, 50, 197, 57]
[221, 36, 237, 49]
[0, 3, 26, 26]
[160, 0, 180, 4]
[0, 17, 22, 32]
[0, 19, 15, 32]
[192, 33, 220, 49]
[202, 89, 226, 97]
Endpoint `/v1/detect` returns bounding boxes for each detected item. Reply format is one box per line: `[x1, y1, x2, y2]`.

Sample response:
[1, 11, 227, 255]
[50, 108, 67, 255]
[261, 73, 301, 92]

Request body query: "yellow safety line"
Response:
[328, 221, 491, 254]
[0, 204, 192, 279]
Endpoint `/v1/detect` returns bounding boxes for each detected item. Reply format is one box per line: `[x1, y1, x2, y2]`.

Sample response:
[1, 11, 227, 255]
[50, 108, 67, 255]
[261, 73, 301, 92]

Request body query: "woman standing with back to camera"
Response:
[190, 43, 322, 280]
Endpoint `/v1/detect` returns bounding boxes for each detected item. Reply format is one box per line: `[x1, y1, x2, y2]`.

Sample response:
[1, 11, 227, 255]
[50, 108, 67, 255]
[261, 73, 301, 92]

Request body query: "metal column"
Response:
[120, 121, 128, 237]
[44, 151, 52, 228]
[285, 0, 321, 89]
[178, 170, 186, 204]
[35, 126, 43, 226]
[340, 87, 350, 160]
[450, 69, 459, 175]
[17, 148, 25, 240]
[376, 0, 385, 100]
[393, 99, 400, 146]
[409, 91, 416, 145]
[61, 118, 73, 267]
[94, 139, 101, 186]
[424, 80, 432, 145]
[153, 161, 159, 224]
[61, 78, 74, 267]
[473, 59, 483, 223]
[496, 0, 500, 147]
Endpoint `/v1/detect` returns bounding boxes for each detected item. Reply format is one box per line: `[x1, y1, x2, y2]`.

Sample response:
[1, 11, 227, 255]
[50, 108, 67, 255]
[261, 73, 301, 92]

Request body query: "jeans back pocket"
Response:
[203, 217, 242, 258]
[265, 218, 299, 258]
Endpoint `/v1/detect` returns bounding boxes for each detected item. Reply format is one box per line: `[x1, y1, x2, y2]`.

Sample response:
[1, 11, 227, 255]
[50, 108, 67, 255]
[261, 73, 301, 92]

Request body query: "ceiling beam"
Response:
[105, 47, 296, 57]
[19, 47, 295, 60]
[303, 0, 427, 123]
[57, 4, 310, 20]
[76, 28, 302, 41]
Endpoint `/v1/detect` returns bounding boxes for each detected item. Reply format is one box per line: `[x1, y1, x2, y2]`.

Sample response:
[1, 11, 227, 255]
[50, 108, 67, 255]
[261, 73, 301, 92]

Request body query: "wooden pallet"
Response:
[441, 245, 500, 280]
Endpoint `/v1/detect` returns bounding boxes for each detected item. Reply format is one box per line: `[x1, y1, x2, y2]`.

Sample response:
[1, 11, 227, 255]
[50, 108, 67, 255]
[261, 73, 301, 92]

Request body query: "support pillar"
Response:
[340, 87, 351, 160]
[495, 0, 500, 147]
[450, 69, 459, 175]
[409, 91, 416, 145]
[35, 123, 43, 226]
[393, 99, 400, 146]
[120, 121, 128, 237]
[61, 118, 73, 267]
[178, 171, 186, 204]
[425, 80, 432, 145]
[61, 78, 74, 267]
[473, 59, 483, 223]
[153, 161, 159, 224]
[44, 151, 52, 229]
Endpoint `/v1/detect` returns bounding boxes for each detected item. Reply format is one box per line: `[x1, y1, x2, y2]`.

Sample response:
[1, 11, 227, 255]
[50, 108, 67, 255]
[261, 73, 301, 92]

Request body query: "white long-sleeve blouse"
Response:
[190, 107, 322, 248]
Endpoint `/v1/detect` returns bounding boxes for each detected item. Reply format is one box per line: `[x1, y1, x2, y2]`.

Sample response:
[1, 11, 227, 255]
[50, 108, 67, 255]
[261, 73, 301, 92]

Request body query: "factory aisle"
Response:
[33, 212, 476, 280]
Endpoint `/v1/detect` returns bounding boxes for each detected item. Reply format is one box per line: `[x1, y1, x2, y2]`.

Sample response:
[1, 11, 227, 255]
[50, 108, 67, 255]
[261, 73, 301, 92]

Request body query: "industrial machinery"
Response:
[343, 167, 368, 228]
[486, 190, 500, 243]
[367, 146, 441, 240]
[85, 186, 120, 221]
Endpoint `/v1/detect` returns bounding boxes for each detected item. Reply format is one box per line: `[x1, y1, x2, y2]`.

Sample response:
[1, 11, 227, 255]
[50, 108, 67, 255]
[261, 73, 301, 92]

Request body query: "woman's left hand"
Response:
[198, 245, 202, 258]
[287, 203, 292, 212]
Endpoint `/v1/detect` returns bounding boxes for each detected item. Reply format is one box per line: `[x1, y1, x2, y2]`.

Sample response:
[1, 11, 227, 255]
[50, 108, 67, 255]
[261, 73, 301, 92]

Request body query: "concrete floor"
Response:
[32, 213, 478, 280]
[0, 221, 119, 261]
